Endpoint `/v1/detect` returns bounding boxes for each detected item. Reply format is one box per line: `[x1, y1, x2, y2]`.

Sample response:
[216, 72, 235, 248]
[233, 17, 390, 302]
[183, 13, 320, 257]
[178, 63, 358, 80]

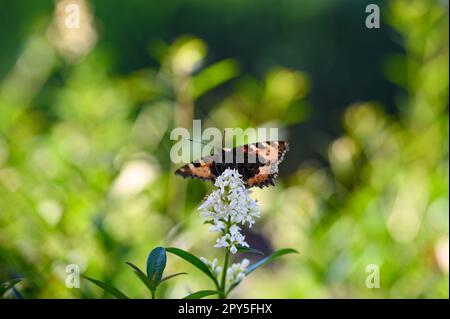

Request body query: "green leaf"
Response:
[226, 282, 240, 296]
[12, 287, 24, 299]
[165, 247, 218, 286]
[159, 272, 187, 284]
[0, 278, 22, 297]
[125, 262, 156, 293]
[246, 248, 298, 275]
[236, 246, 264, 255]
[146, 247, 167, 284]
[193, 59, 239, 100]
[226, 248, 298, 296]
[84, 276, 129, 299]
[183, 290, 218, 299]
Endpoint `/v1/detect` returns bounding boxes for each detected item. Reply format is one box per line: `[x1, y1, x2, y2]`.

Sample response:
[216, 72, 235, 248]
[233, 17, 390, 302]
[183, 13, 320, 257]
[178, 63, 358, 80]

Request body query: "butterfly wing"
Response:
[174, 153, 221, 182]
[174, 141, 289, 188]
[232, 141, 289, 188]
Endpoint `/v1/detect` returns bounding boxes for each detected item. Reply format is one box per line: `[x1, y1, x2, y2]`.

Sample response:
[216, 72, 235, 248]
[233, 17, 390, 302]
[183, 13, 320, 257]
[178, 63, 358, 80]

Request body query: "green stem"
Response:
[219, 248, 230, 298]
[219, 217, 231, 299]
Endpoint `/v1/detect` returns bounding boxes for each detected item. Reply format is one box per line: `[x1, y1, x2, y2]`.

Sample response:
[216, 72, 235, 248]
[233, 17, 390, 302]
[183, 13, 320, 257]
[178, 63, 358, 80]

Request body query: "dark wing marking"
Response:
[234, 141, 289, 188]
[174, 153, 221, 182]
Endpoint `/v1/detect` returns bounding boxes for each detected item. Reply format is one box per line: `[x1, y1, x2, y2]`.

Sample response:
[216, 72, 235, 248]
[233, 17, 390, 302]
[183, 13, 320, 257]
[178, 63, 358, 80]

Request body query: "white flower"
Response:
[229, 224, 240, 236]
[215, 235, 230, 248]
[200, 257, 222, 277]
[198, 168, 260, 254]
[226, 258, 250, 285]
[208, 219, 225, 232]
[201, 255, 251, 283]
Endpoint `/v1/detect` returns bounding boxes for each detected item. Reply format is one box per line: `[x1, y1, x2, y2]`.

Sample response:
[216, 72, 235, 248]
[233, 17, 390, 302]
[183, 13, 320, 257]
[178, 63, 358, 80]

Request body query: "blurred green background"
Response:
[0, 0, 448, 298]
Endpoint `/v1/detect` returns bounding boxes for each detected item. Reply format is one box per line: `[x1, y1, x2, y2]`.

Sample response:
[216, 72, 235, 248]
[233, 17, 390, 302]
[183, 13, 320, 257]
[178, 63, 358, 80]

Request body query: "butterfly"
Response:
[175, 141, 289, 188]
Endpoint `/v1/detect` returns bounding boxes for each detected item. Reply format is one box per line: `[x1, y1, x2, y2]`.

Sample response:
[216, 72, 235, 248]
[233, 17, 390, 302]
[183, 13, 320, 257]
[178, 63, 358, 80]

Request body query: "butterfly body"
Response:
[175, 141, 289, 188]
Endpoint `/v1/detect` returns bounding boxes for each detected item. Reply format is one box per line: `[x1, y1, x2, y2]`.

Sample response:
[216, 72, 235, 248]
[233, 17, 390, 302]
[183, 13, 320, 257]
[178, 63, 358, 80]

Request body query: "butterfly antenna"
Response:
[188, 138, 208, 146]
[188, 139, 222, 153]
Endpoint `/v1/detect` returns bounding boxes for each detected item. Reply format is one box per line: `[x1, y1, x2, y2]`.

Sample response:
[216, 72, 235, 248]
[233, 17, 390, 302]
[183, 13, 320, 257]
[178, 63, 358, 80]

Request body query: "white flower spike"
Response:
[199, 168, 260, 254]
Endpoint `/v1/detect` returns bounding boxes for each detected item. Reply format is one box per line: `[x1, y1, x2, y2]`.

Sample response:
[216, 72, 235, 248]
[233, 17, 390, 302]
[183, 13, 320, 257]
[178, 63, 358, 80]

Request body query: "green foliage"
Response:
[0, 279, 22, 298]
[146, 247, 167, 284]
[183, 290, 218, 299]
[160, 272, 187, 283]
[85, 245, 296, 298]
[166, 247, 219, 288]
[84, 277, 129, 299]
[245, 249, 299, 275]
[226, 249, 298, 296]
[236, 246, 264, 255]
[125, 262, 157, 297]
[87, 247, 187, 298]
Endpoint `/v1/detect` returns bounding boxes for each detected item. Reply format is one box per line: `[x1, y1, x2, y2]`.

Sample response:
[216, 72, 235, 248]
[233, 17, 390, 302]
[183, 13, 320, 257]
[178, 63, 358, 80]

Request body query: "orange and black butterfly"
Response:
[175, 141, 289, 188]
